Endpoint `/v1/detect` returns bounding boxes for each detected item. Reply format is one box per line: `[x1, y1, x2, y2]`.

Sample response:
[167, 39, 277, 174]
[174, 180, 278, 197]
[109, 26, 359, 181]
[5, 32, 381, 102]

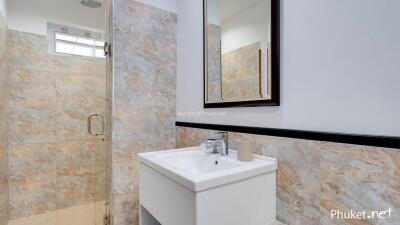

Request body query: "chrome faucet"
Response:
[203, 131, 229, 156]
[215, 131, 229, 155]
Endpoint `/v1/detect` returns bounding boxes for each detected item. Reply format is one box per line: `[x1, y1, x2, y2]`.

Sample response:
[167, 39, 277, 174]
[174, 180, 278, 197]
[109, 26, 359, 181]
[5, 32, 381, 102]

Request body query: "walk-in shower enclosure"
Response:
[0, 0, 113, 225]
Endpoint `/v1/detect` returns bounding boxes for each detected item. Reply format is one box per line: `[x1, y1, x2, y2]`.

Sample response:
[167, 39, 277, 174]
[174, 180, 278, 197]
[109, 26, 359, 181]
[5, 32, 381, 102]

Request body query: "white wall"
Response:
[0, 0, 6, 19]
[206, 0, 220, 25]
[177, 0, 400, 137]
[7, 0, 105, 35]
[221, 0, 269, 54]
[206, 0, 270, 52]
[137, 0, 177, 13]
[6, 0, 177, 36]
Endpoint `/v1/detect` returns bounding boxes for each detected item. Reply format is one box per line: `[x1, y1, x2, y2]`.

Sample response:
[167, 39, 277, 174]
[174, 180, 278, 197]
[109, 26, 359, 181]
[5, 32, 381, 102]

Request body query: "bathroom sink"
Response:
[138, 146, 277, 191]
[159, 149, 242, 174]
[139, 147, 277, 225]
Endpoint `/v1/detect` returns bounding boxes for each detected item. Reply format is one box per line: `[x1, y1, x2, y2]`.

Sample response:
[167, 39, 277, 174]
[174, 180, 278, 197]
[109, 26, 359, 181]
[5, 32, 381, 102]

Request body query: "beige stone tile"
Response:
[112, 192, 139, 225]
[55, 108, 96, 141]
[176, 127, 400, 225]
[222, 42, 261, 101]
[112, 157, 139, 196]
[111, 3, 177, 225]
[7, 30, 105, 75]
[8, 68, 58, 144]
[55, 141, 106, 209]
[54, 70, 106, 142]
[114, 0, 177, 35]
[206, 24, 222, 102]
[0, 12, 8, 225]
[8, 143, 57, 220]
[55, 71, 106, 108]
[176, 126, 215, 148]
[6, 31, 51, 72]
[113, 105, 176, 149]
[8, 109, 58, 144]
[319, 145, 400, 225]
[8, 68, 57, 109]
[113, 30, 176, 108]
[113, 1, 176, 109]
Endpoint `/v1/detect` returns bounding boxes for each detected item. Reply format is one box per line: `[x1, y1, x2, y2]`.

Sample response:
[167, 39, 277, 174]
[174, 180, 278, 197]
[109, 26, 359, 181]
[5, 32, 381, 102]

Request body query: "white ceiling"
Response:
[220, 0, 264, 22]
[7, 0, 105, 35]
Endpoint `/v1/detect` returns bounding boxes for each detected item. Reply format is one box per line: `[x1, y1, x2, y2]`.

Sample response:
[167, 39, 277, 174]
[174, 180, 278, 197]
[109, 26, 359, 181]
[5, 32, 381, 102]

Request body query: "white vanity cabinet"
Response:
[138, 147, 277, 225]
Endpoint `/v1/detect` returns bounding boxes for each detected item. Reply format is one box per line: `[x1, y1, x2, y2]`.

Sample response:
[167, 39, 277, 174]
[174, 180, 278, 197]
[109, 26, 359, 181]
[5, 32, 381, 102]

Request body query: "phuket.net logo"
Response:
[331, 208, 393, 220]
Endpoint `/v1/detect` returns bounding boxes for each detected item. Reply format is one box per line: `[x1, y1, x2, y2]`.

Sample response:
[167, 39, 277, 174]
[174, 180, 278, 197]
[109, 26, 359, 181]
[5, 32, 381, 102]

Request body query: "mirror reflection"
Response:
[205, 0, 272, 104]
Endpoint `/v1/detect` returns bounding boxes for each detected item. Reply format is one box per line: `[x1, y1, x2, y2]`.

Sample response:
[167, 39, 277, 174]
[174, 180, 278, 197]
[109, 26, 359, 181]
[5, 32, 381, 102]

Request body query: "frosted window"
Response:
[54, 32, 105, 58]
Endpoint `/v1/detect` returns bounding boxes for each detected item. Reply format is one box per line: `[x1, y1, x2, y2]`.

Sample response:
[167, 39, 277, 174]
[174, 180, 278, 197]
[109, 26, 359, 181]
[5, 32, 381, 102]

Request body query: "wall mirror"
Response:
[204, 0, 280, 108]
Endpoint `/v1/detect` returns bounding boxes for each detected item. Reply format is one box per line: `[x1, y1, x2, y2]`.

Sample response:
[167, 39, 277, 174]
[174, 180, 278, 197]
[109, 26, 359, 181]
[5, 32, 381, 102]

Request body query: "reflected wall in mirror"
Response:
[204, 0, 280, 108]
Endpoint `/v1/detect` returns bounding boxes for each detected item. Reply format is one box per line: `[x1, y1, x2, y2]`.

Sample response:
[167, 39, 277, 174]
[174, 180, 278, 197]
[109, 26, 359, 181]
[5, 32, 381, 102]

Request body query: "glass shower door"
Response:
[4, 1, 110, 225]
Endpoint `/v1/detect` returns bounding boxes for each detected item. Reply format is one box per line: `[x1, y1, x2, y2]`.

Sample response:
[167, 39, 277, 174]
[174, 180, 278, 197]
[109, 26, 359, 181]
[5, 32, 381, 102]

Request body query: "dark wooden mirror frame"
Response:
[203, 0, 280, 108]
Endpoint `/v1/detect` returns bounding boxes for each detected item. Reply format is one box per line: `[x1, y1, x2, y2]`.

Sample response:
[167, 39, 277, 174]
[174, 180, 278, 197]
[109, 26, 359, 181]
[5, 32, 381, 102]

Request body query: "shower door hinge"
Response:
[104, 42, 112, 56]
[104, 213, 111, 225]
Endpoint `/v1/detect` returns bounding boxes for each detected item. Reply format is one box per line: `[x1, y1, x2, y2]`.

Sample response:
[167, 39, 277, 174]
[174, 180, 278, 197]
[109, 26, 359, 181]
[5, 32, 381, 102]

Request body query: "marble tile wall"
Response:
[0, 11, 9, 225]
[206, 24, 222, 103]
[206, 25, 263, 102]
[176, 126, 400, 225]
[222, 42, 261, 101]
[112, 1, 177, 225]
[6, 30, 107, 220]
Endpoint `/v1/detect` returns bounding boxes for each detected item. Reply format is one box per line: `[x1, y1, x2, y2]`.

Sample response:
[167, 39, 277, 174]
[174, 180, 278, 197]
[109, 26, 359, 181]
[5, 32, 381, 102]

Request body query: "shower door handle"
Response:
[87, 113, 105, 136]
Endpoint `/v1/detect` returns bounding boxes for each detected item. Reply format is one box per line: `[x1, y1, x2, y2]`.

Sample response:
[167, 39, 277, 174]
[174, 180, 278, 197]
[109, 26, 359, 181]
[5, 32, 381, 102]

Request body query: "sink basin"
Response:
[161, 150, 241, 173]
[139, 146, 277, 225]
[138, 146, 277, 192]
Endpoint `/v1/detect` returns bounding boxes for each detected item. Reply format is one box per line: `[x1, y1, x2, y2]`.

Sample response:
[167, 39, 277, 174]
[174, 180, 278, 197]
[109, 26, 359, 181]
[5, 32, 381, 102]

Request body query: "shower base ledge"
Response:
[7, 201, 105, 225]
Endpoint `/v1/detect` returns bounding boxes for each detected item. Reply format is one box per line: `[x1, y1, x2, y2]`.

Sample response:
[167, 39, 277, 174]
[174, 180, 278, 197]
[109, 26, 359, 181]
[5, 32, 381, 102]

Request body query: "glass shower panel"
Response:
[4, 1, 109, 225]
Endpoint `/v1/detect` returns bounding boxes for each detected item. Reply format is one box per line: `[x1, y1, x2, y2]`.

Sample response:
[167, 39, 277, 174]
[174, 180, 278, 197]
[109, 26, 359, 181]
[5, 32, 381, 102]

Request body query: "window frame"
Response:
[47, 23, 105, 59]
